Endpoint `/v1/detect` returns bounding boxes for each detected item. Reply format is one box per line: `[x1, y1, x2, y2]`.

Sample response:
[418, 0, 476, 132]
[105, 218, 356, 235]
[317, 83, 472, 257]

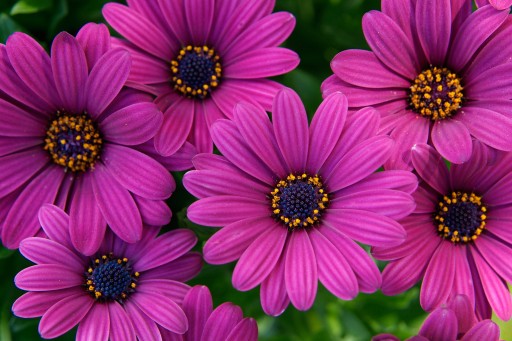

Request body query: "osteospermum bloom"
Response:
[103, 0, 299, 154]
[160, 285, 258, 340]
[12, 204, 202, 340]
[0, 24, 174, 254]
[372, 295, 502, 341]
[322, 1, 512, 169]
[184, 88, 417, 314]
[374, 142, 512, 320]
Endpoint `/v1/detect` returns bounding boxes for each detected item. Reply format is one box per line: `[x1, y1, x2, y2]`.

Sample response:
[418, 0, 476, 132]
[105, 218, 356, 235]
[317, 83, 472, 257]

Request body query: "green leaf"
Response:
[10, 0, 53, 15]
[0, 247, 15, 260]
[0, 13, 23, 43]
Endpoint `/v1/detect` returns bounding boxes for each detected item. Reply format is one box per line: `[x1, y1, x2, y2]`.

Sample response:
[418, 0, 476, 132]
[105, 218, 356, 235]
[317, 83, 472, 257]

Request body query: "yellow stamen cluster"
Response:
[44, 111, 102, 172]
[435, 192, 487, 244]
[270, 173, 329, 229]
[409, 67, 463, 121]
[171, 45, 221, 99]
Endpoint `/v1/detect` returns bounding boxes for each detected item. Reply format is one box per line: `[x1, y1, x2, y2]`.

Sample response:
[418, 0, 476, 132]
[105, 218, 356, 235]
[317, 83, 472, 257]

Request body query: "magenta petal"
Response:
[285, 229, 318, 311]
[188, 196, 268, 227]
[76, 303, 110, 341]
[448, 5, 508, 71]
[331, 50, 410, 88]
[323, 209, 406, 247]
[342, 170, 418, 195]
[225, 47, 299, 79]
[134, 229, 197, 272]
[431, 119, 472, 164]
[182, 285, 213, 341]
[51, 32, 87, 113]
[123, 301, 161, 341]
[185, 0, 213, 45]
[474, 237, 512, 283]
[0, 148, 48, 196]
[2, 166, 64, 249]
[100, 102, 162, 146]
[91, 163, 142, 243]
[85, 48, 131, 118]
[15, 264, 82, 291]
[132, 293, 188, 334]
[142, 252, 202, 283]
[261, 252, 289, 316]
[232, 224, 287, 291]
[136, 279, 190, 305]
[69, 173, 106, 256]
[307, 92, 347, 173]
[38, 204, 72, 248]
[157, 0, 189, 43]
[12, 288, 79, 318]
[202, 303, 243, 341]
[155, 99, 195, 157]
[411, 144, 450, 194]
[420, 242, 456, 311]
[39, 293, 93, 339]
[415, 0, 451, 65]
[451, 247, 475, 309]
[326, 136, 394, 192]
[133, 195, 172, 227]
[418, 308, 458, 341]
[461, 320, 500, 341]
[76, 23, 111, 69]
[362, 11, 419, 79]
[6, 32, 58, 107]
[309, 228, 358, 300]
[19, 237, 83, 268]
[189, 102, 213, 154]
[108, 301, 136, 341]
[203, 217, 275, 264]
[226, 318, 259, 341]
[448, 295, 476, 335]
[102, 144, 173, 200]
[272, 88, 309, 173]
[0, 97, 46, 137]
[103, 3, 174, 59]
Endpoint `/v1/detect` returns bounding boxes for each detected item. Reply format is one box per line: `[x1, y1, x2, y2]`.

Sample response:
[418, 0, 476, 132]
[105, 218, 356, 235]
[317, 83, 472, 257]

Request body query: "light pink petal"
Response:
[103, 3, 174, 60]
[272, 88, 309, 173]
[362, 11, 419, 79]
[411, 144, 450, 194]
[185, 0, 214, 45]
[102, 144, 173, 200]
[309, 228, 358, 300]
[108, 301, 136, 341]
[39, 293, 94, 339]
[188, 196, 269, 227]
[132, 293, 188, 334]
[307, 92, 347, 173]
[51, 32, 87, 113]
[85, 48, 131, 118]
[418, 308, 458, 341]
[261, 251, 289, 316]
[203, 217, 276, 264]
[285, 229, 318, 311]
[202, 303, 243, 341]
[19, 237, 83, 269]
[76, 23, 111, 69]
[326, 136, 394, 192]
[232, 224, 287, 291]
[69, 173, 106, 256]
[420, 242, 456, 311]
[76, 303, 109, 341]
[224, 47, 299, 79]
[155, 99, 195, 157]
[415, 0, 451, 65]
[6, 32, 58, 107]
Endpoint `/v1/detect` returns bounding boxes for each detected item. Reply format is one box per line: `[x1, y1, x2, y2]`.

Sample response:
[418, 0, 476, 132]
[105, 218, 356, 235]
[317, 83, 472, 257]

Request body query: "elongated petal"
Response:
[155, 98, 195, 157]
[19, 237, 83, 269]
[416, 0, 451, 65]
[225, 47, 299, 79]
[15, 265, 82, 291]
[418, 308, 458, 341]
[77, 302, 109, 341]
[182, 285, 213, 341]
[411, 144, 450, 194]
[461, 320, 500, 341]
[226, 318, 259, 341]
[202, 303, 243, 341]
[12, 288, 80, 318]
[261, 252, 289, 316]
[431, 119, 472, 164]
[76, 23, 111, 69]
[132, 293, 188, 334]
[108, 301, 136, 341]
[185, 0, 214, 45]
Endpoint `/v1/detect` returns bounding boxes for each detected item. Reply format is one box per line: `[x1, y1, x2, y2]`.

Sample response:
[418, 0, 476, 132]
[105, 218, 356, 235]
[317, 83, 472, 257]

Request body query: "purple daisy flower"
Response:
[373, 295, 502, 341]
[12, 204, 202, 340]
[183, 88, 417, 315]
[374, 142, 512, 320]
[102, 0, 299, 154]
[160, 285, 258, 341]
[322, 0, 512, 169]
[0, 23, 174, 254]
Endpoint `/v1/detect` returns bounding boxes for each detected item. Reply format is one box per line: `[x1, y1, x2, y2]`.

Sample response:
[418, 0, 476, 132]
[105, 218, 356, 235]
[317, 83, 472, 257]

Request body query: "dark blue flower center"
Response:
[85, 255, 139, 302]
[434, 192, 487, 244]
[271, 174, 329, 229]
[171, 45, 222, 99]
[409, 67, 464, 121]
[44, 111, 102, 172]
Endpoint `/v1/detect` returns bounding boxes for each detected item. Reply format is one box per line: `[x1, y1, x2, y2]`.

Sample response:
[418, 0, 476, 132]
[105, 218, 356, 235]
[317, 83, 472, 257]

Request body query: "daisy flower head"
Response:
[373, 295, 501, 341]
[322, 0, 512, 169]
[0, 23, 174, 254]
[374, 142, 512, 321]
[183, 88, 417, 315]
[160, 285, 258, 341]
[102, 0, 300, 155]
[12, 204, 202, 340]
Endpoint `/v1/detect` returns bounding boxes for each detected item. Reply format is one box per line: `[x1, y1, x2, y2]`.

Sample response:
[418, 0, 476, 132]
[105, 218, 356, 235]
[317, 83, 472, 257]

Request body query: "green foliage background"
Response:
[0, 0, 510, 340]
